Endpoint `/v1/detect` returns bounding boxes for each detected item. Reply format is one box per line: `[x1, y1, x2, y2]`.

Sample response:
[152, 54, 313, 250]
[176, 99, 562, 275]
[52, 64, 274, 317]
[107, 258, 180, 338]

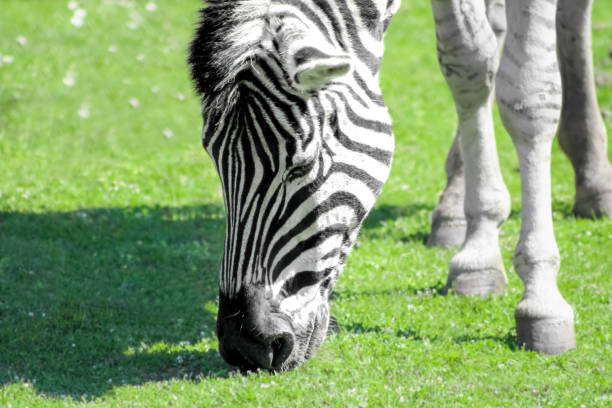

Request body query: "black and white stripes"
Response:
[189, 0, 398, 303]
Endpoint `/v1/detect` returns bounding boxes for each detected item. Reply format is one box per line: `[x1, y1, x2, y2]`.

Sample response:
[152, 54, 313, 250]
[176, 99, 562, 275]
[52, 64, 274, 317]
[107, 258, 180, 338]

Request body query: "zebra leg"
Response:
[428, 0, 507, 248]
[497, 0, 576, 353]
[557, 0, 612, 218]
[432, 0, 510, 296]
[427, 131, 467, 248]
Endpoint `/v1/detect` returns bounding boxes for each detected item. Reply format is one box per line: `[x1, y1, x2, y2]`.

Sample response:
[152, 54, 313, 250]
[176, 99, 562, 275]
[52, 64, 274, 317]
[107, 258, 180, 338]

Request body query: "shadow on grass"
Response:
[0, 205, 232, 398]
[1, 200, 536, 398]
[452, 332, 519, 350]
[362, 203, 434, 244]
[363, 203, 434, 229]
[366, 199, 577, 246]
[340, 322, 518, 350]
[331, 282, 445, 301]
[339, 322, 428, 341]
[332, 282, 519, 350]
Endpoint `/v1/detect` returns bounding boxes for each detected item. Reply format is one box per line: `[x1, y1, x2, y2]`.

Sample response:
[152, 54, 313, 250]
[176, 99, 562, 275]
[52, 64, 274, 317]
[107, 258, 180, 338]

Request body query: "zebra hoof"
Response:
[516, 316, 576, 355]
[442, 268, 507, 297]
[426, 218, 466, 248]
[573, 189, 612, 218]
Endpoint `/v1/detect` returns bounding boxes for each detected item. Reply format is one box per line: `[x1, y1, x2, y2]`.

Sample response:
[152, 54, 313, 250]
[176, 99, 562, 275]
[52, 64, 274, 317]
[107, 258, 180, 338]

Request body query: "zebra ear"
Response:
[292, 50, 352, 92]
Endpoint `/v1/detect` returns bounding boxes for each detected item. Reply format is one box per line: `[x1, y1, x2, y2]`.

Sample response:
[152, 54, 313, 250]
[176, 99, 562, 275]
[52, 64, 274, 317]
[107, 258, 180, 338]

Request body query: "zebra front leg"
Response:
[427, 131, 467, 248]
[497, 0, 575, 353]
[428, 0, 507, 248]
[557, 0, 612, 218]
[432, 0, 510, 296]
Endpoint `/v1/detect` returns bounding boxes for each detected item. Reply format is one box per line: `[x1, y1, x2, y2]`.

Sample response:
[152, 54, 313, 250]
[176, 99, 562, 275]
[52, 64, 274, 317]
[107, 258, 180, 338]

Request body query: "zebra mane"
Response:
[188, 0, 271, 108]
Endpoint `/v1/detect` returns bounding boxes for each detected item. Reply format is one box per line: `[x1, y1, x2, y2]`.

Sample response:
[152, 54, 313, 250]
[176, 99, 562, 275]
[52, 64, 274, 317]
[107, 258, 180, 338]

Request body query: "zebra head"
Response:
[189, 0, 400, 371]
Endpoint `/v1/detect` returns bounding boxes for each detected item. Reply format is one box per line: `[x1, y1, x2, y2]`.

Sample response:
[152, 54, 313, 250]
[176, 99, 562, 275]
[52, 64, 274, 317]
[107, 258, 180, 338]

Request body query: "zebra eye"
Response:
[286, 159, 316, 181]
[281, 270, 332, 297]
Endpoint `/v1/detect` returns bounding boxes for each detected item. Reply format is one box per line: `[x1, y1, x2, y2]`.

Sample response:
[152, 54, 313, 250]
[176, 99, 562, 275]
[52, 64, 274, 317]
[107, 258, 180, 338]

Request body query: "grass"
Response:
[1, 0, 611, 407]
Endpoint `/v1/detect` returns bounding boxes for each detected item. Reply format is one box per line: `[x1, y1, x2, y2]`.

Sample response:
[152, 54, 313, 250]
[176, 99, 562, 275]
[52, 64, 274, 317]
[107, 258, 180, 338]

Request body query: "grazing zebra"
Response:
[189, 0, 399, 371]
[188, 0, 591, 371]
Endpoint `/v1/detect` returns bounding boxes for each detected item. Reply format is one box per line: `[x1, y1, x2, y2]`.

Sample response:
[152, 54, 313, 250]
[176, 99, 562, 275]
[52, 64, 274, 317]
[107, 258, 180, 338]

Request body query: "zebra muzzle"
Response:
[218, 315, 295, 371]
[217, 291, 296, 371]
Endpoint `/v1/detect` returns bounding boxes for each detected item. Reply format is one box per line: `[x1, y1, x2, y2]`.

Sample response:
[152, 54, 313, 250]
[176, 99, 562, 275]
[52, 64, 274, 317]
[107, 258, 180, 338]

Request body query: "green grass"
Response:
[1, 1, 611, 407]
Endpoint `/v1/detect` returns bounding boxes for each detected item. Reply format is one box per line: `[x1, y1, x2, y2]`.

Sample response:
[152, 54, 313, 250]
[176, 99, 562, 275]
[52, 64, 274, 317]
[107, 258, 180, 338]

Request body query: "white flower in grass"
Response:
[151, 85, 159, 93]
[16, 36, 27, 46]
[78, 103, 90, 119]
[71, 9, 86, 27]
[108, 45, 118, 53]
[127, 10, 142, 30]
[145, 2, 157, 12]
[129, 98, 140, 108]
[163, 129, 173, 139]
[177, 93, 184, 101]
[136, 53, 145, 61]
[2, 55, 14, 64]
[68, 1, 78, 10]
[63, 70, 76, 87]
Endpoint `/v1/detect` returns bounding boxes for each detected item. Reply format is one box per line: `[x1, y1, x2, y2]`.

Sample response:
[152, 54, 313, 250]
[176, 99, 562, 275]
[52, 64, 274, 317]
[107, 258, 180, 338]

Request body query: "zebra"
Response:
[189, 0, 400, 371]
[188, 0, 595, 371]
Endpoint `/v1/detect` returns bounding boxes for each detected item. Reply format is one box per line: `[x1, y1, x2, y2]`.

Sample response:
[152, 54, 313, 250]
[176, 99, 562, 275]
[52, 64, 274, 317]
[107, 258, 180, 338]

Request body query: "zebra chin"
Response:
[216, 286, 330, 372]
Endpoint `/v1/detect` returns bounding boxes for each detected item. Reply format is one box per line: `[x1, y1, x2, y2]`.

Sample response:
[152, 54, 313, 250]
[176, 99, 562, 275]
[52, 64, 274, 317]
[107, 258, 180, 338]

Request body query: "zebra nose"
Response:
[218, 318, 295, 371]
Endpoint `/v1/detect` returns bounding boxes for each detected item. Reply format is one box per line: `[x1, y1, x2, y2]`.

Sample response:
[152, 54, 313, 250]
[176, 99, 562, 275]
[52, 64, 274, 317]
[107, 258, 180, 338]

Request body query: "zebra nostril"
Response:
[270, 332, 295, 370]
[271, 337, 284, 353]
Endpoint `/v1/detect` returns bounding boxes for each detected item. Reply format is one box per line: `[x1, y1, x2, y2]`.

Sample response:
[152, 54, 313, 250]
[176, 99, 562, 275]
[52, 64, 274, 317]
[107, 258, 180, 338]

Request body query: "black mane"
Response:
[188, 1, 269, 101]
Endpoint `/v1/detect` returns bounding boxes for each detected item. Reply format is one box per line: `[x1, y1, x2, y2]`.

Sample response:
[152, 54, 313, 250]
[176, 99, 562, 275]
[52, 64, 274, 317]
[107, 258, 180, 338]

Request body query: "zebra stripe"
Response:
[496, 0, 561, 140]
[190, 0, 397, 299]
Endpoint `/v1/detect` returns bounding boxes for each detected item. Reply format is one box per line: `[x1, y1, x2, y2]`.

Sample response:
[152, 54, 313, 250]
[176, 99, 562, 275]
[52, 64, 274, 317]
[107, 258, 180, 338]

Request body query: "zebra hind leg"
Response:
[557, 0, 612, 218]
[427, 0, 507, 249]
[496, 0, 575, 353]
[427, 130, 467, 248]
[431, 0, 510, 296]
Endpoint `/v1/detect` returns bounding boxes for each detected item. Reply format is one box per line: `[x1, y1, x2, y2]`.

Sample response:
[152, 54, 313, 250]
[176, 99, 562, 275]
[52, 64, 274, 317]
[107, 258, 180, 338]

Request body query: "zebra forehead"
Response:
[188, 0, 390, 99]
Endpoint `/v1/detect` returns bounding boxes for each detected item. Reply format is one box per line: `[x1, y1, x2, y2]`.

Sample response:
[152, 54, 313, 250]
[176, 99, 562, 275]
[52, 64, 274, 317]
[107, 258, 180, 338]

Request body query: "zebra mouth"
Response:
[303, 318, 322, 359]
[301, 305, 330, 361]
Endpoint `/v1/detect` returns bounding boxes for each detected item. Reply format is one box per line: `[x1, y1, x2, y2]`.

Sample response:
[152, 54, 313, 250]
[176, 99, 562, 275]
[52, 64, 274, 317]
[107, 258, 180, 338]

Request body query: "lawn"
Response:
[1, 1, 611, 407]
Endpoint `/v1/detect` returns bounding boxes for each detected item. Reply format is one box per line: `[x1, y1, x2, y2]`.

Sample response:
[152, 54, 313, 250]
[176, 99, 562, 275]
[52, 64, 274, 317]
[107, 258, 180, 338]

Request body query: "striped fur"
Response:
[189, 0, 399, 369]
